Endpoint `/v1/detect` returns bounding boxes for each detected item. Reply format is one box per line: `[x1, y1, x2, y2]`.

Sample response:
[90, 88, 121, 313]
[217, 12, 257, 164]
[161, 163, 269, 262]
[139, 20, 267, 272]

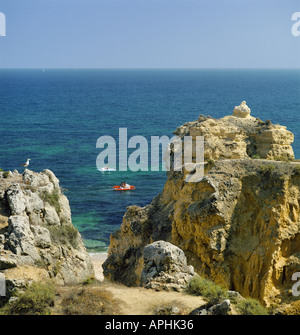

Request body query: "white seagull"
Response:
[21, 158, 31, 168]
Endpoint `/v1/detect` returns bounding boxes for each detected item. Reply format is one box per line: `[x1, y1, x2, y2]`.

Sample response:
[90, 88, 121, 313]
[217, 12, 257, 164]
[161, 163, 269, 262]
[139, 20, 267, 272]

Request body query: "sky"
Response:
[0, 0, 299, 68]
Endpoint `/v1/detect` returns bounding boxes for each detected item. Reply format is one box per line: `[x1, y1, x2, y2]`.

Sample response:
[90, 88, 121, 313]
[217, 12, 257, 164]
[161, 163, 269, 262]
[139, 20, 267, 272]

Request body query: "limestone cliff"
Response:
[0, 169, 94, 301]
[103, 102, 300, 306]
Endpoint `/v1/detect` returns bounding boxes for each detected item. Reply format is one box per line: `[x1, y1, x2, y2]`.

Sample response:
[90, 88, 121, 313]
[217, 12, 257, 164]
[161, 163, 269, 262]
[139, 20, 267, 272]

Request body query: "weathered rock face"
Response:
[103, 201, 173, 286]
[165, 160, 300, 306]
[0, 169, 94, 300]
[141, 241, 195, 291]
[103, 102, 299, 306]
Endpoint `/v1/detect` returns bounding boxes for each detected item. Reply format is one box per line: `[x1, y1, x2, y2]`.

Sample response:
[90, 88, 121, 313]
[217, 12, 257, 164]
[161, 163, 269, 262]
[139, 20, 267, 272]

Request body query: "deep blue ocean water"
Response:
[0, 69, 299, 251]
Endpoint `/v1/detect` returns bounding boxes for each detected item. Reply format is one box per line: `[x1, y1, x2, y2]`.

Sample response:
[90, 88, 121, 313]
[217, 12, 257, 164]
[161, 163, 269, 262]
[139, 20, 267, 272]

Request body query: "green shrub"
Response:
[0, 281, 55, 315]
[187, 275, 227, 304]
[48, 224, 79, 248]
[3, 171, 10, 179]
[235, 297, 268, 315]
[34, 259, 46, 268]
[251, 154, 261, 159]
[83, 277, 97, 285]
[206, 159, 215, 167]
[24, 185, 38, 193]
[260, 163, 275, 175]
[52, 261, 62, 277]
[42, 188, 61, 213]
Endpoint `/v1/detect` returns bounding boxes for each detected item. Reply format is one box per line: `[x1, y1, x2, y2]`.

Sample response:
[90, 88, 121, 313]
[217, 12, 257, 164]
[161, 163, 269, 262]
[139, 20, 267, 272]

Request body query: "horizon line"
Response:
[0, 67, 300, 70]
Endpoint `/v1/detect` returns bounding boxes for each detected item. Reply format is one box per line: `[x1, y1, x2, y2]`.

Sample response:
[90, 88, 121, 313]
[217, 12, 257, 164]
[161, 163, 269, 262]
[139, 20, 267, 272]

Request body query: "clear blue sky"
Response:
[0, 0, 299, 68]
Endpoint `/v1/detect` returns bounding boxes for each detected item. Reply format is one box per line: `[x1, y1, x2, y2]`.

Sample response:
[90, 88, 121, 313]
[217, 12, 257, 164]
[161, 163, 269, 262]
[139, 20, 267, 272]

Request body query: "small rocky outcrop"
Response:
[0, 169, 94, 302]
[232, 101, 252, 118]
[190, 299, 231, 315]
[103, 102, 300, 307]
[141, 241, 195, 292]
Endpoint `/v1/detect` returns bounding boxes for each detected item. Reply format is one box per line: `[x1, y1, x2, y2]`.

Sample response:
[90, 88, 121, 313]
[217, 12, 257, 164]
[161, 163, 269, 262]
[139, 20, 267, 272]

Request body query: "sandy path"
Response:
[90, 253, 107, 281]
[102, 283, 206, 315]
[90, 253, 205, 315]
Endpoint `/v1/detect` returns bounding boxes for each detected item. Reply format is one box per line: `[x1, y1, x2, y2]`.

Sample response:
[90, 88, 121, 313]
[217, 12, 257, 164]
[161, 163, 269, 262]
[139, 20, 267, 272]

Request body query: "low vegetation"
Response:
[48, 224, 79, 248]
[235, 297, 268, 315]
[0, 281, 122, 315]
[259, 163, 276, 175]
[206, 158, 216, 168]
[41, 188, 61, 213]
[187, 275, 227, 304]
[2, 171, 10, 179]
[0, 281, 55, 315]
[186, 275, 268, 315]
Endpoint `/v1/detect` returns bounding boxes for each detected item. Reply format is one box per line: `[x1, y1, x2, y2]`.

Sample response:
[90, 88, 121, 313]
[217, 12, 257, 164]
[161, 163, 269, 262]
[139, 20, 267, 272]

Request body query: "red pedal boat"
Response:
[113, 185, 135, 191]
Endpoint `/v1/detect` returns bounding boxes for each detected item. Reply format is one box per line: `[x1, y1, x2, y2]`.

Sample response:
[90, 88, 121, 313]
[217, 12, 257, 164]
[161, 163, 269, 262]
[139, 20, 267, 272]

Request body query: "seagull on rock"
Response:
[21, 158, 31, 168]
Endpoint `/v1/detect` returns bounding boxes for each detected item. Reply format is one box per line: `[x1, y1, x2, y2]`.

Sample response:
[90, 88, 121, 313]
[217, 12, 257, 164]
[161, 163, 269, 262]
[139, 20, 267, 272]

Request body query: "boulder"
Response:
[25, 191, 44, 214]
[44, 203, 60, 225]
[233, 101, 252, 118]
[31, 226, 51, 249]
[141, 241, 194, 291]
[6, 184, 26, 215]
[7, 215, 40, 262]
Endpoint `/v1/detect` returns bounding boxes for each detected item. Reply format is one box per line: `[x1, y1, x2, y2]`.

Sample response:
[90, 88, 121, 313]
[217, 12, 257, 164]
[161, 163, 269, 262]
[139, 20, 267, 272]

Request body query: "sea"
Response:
[0, 69, 299, 252]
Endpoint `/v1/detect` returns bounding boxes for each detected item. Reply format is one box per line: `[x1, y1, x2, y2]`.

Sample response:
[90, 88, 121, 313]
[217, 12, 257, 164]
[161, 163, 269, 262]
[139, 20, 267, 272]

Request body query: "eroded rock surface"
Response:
[0, 169, 94, 302]
[141, 241, 195, 291]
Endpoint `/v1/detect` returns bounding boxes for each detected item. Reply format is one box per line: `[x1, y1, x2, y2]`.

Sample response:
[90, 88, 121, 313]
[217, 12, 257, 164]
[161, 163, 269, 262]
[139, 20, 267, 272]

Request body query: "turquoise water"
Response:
[0, 69, 299, 251]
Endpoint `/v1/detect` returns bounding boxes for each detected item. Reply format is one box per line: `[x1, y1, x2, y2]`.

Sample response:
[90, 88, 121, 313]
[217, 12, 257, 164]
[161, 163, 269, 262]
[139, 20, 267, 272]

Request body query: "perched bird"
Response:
[21, 158, 31, 168]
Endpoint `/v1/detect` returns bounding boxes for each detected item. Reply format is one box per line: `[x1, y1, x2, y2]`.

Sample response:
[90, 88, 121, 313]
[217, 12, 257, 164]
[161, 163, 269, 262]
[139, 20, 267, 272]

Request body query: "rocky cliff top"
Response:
[0, 169, 94, 303]
[173, 101, 294, 161]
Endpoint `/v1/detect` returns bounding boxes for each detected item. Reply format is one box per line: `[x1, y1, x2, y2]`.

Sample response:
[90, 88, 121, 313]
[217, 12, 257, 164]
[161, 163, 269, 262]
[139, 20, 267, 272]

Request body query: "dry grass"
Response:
[54, 284, 122, 315]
